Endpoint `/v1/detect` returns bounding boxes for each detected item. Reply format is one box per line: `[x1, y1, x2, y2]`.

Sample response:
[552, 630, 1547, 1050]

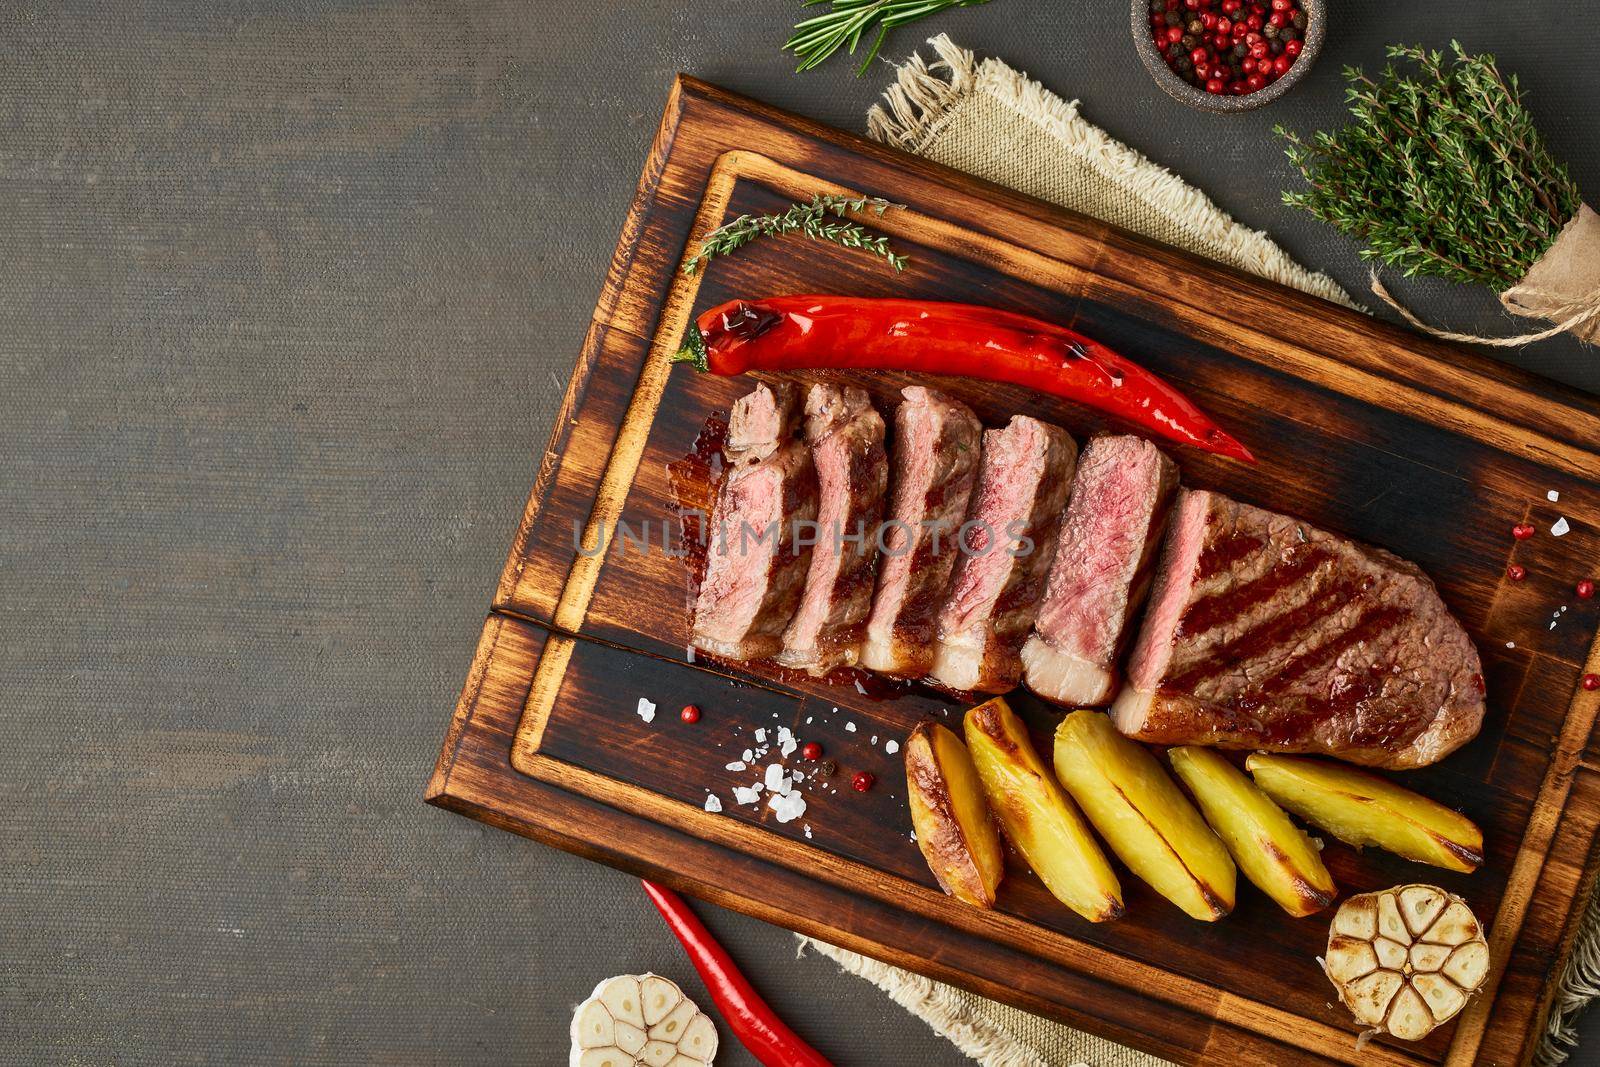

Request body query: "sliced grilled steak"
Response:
[690, 382, 817, 661]
[929, 415, 1077, 693]
[778, 384, 889, 674]
[1023, 435, 1179, 707]
[1112, 489, 1484, 769]
[859, 387, 984, 678]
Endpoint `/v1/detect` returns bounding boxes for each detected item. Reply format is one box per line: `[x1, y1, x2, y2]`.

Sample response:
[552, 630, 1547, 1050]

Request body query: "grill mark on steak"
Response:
[1176, 544, 1331, 639]
[1196, 529, 1266, 579]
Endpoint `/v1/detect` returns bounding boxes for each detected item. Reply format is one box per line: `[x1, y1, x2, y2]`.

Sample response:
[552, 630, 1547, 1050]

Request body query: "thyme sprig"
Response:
[682, 194, 907, 276]
[784, 0, 994, 75]
[1278, 42, 1580, 290]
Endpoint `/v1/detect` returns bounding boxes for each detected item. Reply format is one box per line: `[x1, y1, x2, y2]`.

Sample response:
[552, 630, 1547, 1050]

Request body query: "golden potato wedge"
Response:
[1053, 710, 1235, 920]
[963, 698, 1123, 922]
[1246, 754, 1483, 873]
[1168, 746, 1336, 917]
[905, 721, 1005, 907]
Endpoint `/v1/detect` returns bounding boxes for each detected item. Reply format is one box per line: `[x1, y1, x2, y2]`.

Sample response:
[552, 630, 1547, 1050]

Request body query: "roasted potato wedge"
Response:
[1169, 746, 1336, 917]
[963, 698, 1123, 922]
[1053, 710, 1235, 920]
[905, 721, 1006, 907]
[1246, 754, 1483, 873]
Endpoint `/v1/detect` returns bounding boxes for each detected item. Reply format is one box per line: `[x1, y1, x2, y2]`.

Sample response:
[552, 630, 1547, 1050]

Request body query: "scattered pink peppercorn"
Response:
[851, 771, 876, 793]
[1507, 563, 1527, 582]
[801, 741, 823, 761]
[1578, 579, 1595, 600]
[1584, 674, 1600, 692]
[1512, 522, 1536, 540]
[679, 704, 700, 724]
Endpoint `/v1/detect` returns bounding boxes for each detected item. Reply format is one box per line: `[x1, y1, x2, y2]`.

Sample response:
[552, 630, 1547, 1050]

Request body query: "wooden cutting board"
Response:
[427, 76, 1600, 1066]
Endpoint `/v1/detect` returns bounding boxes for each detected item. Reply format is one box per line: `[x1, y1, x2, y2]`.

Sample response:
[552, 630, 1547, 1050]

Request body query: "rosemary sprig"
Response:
[682, 194, 908, 275]
[1277, 42, 1580, 290]
[784, 0, 994, 75]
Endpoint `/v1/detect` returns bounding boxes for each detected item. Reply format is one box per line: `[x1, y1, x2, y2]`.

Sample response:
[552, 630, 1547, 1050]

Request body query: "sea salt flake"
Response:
[854, 679, 868, 695]
[1553, 517, 1571, 536]
[733, 784, 763, 805]
[770, 791, 807, 823]
[724, 760, 747, 772]
[777, 727, 793, 744]
[636, 697, 656, 723]
[754, 728, 767, 743]
[1549, 490, 1561, 502]
[780, 738, 798, 757]
[741, 748, 754, 762]
[885, 740, 900, 755]
[703, 794, 723, 813]
[764, 764, 792, 794]
[845, 722, 858, 733]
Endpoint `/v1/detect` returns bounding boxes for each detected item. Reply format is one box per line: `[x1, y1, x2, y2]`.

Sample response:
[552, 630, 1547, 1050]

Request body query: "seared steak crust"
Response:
[860, 387, 984, 678]
[778, 384, 889, 674]
[690, 383, 818, 661]
[1113, 490, 1485, 769]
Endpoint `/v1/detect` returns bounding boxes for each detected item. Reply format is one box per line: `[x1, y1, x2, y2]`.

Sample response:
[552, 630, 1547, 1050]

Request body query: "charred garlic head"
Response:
[1324, 885, 1490, 1042]
[569, 973, 718, 1067]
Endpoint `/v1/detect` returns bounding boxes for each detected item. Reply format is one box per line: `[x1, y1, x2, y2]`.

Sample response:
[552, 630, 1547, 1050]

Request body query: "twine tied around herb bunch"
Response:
[1281, 43, 1598, 347]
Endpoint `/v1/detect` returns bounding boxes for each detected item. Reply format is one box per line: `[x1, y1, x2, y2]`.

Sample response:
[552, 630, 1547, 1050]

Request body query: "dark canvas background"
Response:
[3, 2, 1597, 1064]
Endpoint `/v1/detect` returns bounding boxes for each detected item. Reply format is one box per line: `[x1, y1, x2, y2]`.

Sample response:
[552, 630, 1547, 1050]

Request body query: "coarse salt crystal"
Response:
[686, 647, 695, 663]
[1553, 517, 1571, 536]
[741, 748, 754, 762]
[764, 764, 792, 794]
[854, 679, 867, 695]
[777, 727, 793, 744]
[770, 791, 807, 823]
[704, 794, 723, 813]
[803, 824, 813, 839]
[724, 760, 746, 772]
[885, 740, 900, 755]
[845, 722, 857, 733]
[871, 735, 879, 745]
[780, 738, 798, 757]
[753, 728, 767, 743]
[636, 697, 656, 723]
[733, 784, 763, 805]
[1506, 641, 1516, 649]
[1549, 490, 1561, 502]
[805, 716, 813, 724]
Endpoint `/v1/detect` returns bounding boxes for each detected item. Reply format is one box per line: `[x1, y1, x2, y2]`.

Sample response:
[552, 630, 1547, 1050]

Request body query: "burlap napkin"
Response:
[796, 34, 1600, 1067]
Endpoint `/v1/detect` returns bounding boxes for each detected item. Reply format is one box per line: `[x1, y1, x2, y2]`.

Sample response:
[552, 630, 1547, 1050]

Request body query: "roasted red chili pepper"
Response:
[673, 295, 1253, 462]
[641, 879, 834, 1067]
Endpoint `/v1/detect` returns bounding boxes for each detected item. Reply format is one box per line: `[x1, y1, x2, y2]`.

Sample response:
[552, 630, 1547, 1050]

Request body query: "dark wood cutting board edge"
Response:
[429, 75, 1600, 1067]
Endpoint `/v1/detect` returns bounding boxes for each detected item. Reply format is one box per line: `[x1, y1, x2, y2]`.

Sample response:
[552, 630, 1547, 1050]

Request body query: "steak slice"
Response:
[690, 383, 817, 661]
[1111, 489, 1485, 769]
[777, 384, 889, 674]
[1023, 435, 1179, 707]
[929, 415, 1077, 693]
[859, 387, 984, 678]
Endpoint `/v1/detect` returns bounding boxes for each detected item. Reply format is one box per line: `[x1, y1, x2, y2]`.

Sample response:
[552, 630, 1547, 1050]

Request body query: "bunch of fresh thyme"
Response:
[682, 194, 907, 275]
[1278, 42, 1580, 290]
[785, 0, 994, 74]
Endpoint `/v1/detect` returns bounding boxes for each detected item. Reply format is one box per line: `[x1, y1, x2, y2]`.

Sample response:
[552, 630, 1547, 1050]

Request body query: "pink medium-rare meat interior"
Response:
[778, 384, 886, 673]
[1023, 434, 1178, 706]
[860, 386, 982, 677]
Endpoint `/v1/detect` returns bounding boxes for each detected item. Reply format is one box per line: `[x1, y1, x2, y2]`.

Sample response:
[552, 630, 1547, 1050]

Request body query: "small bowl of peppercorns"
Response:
[1132, 0, 1323, 112]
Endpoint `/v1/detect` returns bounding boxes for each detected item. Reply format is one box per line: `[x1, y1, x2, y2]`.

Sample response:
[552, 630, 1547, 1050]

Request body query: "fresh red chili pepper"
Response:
[641, 879, 833, 1067]
[673, 295, 1253, 463]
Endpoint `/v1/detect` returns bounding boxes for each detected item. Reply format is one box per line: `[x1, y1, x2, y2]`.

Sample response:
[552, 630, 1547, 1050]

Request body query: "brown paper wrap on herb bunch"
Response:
[1281, 43, 1597, 346]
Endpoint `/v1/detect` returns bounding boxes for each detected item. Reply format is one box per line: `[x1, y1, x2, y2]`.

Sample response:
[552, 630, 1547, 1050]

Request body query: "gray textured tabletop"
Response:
[4, 3, 1599, 1065]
